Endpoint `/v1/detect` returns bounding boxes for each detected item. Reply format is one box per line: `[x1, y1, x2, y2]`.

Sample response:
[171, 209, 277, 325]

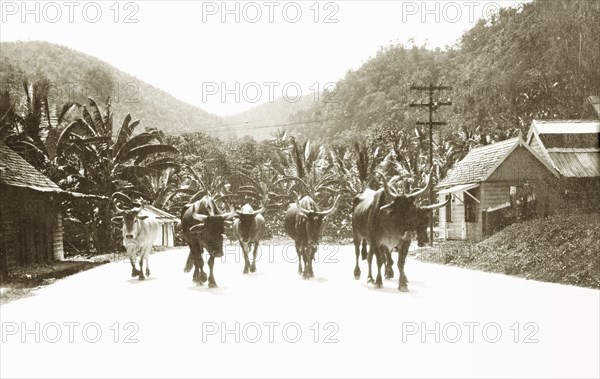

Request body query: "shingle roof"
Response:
[0, 143, 62, 192]
[437, 138, 519, 188]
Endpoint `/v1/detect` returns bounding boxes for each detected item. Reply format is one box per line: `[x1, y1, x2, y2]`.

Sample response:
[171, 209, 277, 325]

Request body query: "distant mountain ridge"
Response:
[222, 95, 316, 140]
[0, 41, 223, 135]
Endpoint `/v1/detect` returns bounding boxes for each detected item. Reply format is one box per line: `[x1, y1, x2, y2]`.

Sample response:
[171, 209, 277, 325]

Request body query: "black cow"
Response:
[181, 195, 235, 288]
[352, 173, 448, 291]
[232, 200, 266, 274]
[284, 195, 340, 279]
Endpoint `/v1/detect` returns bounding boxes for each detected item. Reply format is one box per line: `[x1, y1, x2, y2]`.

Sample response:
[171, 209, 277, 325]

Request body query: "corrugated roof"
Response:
[438, 183, 480, 194]
[533, 120, 600, 134]
[527, 119, 600, 178]
[0, 143, 62, 192]
[437, 138, 519, 187]
[539, 133, 599, 149]
[547, 151, 600, 178]
[143, 204, 179, 222]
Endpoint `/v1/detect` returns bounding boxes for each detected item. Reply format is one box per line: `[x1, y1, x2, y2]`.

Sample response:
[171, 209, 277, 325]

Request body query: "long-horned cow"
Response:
[112, 202, 160, 280]
[232, 188, 267, 274]
[284, 195, 340, 279]
[181, 195, 235, 288]
[352, 172, 448, 291]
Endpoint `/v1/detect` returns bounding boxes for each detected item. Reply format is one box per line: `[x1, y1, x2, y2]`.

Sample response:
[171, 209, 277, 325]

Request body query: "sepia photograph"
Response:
[0, 1, 599, 378]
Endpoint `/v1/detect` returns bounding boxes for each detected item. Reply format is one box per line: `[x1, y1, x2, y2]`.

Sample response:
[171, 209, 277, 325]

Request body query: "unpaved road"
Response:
[1, 242, 598, 378]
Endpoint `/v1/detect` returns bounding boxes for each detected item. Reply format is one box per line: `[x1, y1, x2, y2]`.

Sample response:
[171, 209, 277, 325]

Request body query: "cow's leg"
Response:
[374, 246, 387, 289]
[353, 236, 361, 280]
[366, 247, 375, 284]
[397, 240, 410, 292]
[191, 242, 207, 285]
[129, 256, 140, 277]
[207, 255, 218, 288]
[295, 242, 303, 276]
[307, 246, 315, 278]
[302, 246, 311, 280]
[385, 249, 394, 280]
[250, 241, 258, 273]
[145, 250, 150, 277]
[241, 241, 250, 274]
[138, 252, 146, 281]
[361, 239, 368, 260]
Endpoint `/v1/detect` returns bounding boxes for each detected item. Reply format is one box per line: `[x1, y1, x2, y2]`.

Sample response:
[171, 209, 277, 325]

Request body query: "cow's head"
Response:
[235, 188, 268, 240]
[412, 198, 451, 246]
[112, 206, 148, 241]
[298, 195, 341, 248]
[377, 171, 449, 246]
[235, 203, 265, 240]
[190, 206, 235, 257]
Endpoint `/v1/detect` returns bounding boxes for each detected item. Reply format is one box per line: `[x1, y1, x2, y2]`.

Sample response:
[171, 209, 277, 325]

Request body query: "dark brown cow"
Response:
[284, 195, 340, 279]
[232, 201, 266, 274]
[352, 173, 448, 291]
[181, 195, 235, 288]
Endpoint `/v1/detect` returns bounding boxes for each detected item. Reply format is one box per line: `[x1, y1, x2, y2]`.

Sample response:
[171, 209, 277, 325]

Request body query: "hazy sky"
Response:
[1, 1, 524, 117]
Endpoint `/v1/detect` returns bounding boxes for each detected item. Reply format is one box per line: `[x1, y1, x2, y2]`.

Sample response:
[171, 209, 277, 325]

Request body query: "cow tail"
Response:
[361, 240, 368, 261]
[184, 252, 194, 273]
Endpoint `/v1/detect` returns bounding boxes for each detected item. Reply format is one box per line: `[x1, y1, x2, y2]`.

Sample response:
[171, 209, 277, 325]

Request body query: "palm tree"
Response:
[52, 97, 179, 253]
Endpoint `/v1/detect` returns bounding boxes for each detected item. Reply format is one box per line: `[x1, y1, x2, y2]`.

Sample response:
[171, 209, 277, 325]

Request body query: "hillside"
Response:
[0, 41, 224, 135]
[222, 95, 315, 140]
[289, 0, 600, 144]
[419, 213, 600, 289]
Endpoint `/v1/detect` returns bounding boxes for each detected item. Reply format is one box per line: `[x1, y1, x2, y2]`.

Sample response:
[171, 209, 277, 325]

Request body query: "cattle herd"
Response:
[113, 172, 449, 292]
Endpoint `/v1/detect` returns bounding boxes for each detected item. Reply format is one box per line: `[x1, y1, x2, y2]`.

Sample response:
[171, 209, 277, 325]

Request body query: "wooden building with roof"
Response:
[0, 143, 105, 278]
[436, 137, 560, 241]
[526, 118, 600, 202]
[142, 204, 179, 247]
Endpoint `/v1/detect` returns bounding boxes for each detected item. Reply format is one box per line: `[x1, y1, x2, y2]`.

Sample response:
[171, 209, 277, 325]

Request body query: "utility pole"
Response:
[409, 83, 452, 247]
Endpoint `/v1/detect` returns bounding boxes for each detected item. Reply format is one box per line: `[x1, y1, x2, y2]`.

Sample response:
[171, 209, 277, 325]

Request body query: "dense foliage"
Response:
[289, 0, 600, 164]
[1, 0, 598, 257]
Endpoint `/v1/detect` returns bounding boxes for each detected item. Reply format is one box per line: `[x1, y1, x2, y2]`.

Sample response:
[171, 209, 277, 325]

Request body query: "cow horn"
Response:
[251, 205, 266, 216]
[375, 171, 397, 201]
[190, 224, 204, 232]
[251, 196, 268, 216]
[407, 170, 433, 199]
[113, 202, 128, 214]
[316, 195, 341, 217]
[192, 213, 208, 223]
[419, 196, 450, 211]
[111, 216, 123, 224]
[221, 209, 236, 221]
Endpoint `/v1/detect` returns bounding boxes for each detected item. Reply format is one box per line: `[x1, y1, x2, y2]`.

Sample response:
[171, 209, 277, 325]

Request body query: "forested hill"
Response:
[0, 41, 223, 135]
[289, 0, 600, 144]
[222, 95, 315, 140]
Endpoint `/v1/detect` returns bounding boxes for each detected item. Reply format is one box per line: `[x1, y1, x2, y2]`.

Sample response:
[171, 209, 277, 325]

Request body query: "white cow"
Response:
[113, 204, 160, 280]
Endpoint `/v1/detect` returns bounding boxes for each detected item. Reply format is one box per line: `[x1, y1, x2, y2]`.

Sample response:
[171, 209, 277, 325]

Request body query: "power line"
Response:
[173, 115, 356, 135]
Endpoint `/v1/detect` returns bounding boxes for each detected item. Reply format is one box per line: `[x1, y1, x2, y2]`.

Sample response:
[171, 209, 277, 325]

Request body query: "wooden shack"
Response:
[0, 143, 104, 278]
[436, 137, 560, 241]
[526, 119, 600, 205]
[142, 204, 179, 247]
